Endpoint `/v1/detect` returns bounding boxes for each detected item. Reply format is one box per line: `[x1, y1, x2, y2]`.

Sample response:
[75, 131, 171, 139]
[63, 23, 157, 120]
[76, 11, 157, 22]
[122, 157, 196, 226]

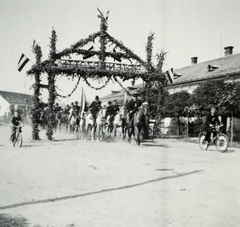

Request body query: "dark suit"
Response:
[205, 113, 221, 142]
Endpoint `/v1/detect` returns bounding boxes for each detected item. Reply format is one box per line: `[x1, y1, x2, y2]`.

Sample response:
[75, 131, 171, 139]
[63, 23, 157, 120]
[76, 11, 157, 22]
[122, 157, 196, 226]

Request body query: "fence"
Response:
[154, 125, 203, 138]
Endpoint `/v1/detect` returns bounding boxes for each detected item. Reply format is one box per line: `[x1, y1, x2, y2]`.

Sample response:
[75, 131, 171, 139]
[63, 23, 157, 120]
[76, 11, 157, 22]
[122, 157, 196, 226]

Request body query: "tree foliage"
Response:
[192, 79, 240, 117]
[165, 91, 191, 119]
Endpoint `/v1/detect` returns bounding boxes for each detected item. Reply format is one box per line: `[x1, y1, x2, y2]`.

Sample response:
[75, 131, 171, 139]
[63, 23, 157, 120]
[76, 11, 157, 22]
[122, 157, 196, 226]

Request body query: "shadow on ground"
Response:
[0, 170, 203, 211]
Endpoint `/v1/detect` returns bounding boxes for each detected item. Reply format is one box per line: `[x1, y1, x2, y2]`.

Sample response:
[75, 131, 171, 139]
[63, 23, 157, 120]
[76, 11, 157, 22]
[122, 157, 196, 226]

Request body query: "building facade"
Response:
[166, 46, 240, 141]
[0, 90, 33, 124]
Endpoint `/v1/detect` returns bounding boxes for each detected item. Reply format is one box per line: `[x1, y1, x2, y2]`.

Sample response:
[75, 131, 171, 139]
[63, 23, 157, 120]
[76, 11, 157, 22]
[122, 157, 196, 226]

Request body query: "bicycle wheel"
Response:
[14, 133, 23, 148]
[199, 133, 208, 150]
[216, 133, 229, 153]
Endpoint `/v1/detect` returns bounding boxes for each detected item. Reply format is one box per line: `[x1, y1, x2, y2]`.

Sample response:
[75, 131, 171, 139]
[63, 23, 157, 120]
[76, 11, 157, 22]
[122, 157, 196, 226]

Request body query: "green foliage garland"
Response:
[46, 29, 57, 140]
[31, 44, 42, 140]
[26, 9, 168, 140]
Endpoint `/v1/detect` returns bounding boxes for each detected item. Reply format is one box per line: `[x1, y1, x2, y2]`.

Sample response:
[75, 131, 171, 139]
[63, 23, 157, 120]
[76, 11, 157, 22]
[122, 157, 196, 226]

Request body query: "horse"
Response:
[84, 108, 106, 141]
[128, 102, 148, 145]
[55, 110, 64, 132]
[106, 106, 128, 140]
[77, 112, 87, 140]
[68, 109, 80, 135]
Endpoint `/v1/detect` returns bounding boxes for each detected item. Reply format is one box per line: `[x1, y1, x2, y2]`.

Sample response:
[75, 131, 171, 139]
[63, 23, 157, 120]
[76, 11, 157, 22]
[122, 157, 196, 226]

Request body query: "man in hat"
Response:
[205, 106, 223, 144]
[89, 96, 102, 126]
[105, 101, 113, 120]
[10, 109, 23, 143]
[74, 101, 81, 116]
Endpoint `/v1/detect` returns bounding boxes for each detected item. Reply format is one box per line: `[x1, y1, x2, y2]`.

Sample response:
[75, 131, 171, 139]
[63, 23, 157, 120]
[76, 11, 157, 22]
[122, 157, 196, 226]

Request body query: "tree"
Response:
[219, 82, 240, 117]
[218, 82, 240, 144]
[191, 79, 226, 115]
[165, 90, 191, 135]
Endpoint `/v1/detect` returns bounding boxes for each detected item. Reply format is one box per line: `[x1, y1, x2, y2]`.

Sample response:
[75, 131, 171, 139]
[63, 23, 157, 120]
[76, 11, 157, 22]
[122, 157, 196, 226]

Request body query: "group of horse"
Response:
[39, 102, 149, 145]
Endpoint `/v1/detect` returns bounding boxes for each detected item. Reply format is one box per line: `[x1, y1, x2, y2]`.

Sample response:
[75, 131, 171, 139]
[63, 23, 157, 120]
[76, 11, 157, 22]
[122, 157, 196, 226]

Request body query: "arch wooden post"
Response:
[31, 44, 42, 140]
[46, 29, 57, 140]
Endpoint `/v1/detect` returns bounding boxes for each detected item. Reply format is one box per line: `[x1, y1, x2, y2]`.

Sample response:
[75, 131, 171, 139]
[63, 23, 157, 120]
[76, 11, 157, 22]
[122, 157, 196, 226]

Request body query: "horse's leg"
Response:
[96, 124, 100, 142]
[91, 125, 95, 142]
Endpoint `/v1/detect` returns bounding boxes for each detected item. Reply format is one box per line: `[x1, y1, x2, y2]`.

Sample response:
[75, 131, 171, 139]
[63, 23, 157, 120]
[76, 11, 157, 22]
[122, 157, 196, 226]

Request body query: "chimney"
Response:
[224, 46, 234, 56]
[191, 57, 198, 65]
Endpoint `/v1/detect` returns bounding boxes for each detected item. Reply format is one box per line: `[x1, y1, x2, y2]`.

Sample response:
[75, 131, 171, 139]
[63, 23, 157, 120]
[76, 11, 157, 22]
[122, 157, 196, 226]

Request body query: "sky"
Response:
[1, 0, 240, 104]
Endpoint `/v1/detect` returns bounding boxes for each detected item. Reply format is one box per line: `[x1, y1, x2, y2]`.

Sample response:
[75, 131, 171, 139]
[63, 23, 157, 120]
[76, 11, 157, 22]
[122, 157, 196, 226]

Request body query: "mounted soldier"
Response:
[89, 95, 102, 127]
[127, 96, 142, 126]
[68, 102, 75, 124]
[105, 100, 120, 129]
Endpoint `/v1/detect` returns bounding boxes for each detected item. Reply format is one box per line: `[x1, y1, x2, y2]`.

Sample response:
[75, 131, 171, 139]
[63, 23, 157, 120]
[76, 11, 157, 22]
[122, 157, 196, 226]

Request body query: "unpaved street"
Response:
[0, 124, 240, 227]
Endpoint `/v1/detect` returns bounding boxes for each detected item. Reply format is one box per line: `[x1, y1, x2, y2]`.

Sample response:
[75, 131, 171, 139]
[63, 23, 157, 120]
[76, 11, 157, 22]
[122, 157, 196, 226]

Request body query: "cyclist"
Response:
[10, 109, 23, 144]
[205, 106, 223, 144]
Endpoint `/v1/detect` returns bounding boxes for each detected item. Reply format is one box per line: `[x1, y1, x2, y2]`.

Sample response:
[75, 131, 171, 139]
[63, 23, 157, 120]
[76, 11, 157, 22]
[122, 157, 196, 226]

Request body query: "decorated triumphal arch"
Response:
[27, 10, 168, 140]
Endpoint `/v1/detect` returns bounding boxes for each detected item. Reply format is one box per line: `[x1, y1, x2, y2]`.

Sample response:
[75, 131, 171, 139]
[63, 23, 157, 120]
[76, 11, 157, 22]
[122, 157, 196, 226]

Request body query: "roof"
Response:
[171, 53, 240, 85]
[101, 84, 143, 105]
[0, 90, 33, 106]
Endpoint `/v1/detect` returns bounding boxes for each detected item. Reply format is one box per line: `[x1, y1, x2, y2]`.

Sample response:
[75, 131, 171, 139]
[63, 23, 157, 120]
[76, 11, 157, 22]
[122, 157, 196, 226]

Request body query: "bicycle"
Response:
[13, 124, 24, 148]
[198, 125, 229, 152]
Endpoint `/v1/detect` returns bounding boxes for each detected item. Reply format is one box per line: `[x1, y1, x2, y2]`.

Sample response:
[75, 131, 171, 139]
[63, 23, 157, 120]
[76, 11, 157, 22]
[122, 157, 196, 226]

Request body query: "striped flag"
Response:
[80, 87, 86, 118]
[17, 53, 30, 72]
[33, 39, 36, 48]
[123, 91, 127, 106]
[166, 68, 174, 84]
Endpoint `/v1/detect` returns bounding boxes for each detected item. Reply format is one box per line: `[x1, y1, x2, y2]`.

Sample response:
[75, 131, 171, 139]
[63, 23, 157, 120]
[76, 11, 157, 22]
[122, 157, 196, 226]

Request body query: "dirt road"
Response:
[0, 124, 240, 227]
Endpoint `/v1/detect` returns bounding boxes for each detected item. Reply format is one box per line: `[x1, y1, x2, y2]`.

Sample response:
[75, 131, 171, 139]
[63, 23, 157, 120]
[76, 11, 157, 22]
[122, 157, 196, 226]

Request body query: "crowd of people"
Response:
[10, 93, 223, 146]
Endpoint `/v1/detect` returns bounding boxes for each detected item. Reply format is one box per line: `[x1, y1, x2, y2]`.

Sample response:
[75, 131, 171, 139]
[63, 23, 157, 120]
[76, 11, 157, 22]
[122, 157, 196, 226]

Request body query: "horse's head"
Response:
[141, 102, 148, 115]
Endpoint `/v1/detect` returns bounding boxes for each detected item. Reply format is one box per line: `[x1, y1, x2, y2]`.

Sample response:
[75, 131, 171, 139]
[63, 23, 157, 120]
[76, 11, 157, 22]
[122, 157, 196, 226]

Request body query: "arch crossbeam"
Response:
[26, 9, 167, 141]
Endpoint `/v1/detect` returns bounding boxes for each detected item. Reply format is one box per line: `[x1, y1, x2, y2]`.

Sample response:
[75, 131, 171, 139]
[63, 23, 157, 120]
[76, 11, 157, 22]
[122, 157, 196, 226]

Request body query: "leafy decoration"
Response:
[27, 9, 167, 140]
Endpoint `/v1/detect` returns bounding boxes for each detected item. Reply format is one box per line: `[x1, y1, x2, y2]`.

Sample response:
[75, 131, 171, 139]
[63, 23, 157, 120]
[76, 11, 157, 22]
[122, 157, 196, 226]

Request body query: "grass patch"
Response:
[0, 213, 29, 227]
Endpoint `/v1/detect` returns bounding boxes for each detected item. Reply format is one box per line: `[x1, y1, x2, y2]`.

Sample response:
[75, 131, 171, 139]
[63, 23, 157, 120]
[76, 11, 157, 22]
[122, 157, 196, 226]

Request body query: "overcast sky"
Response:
[1, 0, 240, 103]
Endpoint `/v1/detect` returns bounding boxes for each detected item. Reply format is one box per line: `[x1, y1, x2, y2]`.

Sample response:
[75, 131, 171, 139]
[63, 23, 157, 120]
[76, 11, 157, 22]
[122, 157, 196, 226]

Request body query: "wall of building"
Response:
[0, 96, 10, 122]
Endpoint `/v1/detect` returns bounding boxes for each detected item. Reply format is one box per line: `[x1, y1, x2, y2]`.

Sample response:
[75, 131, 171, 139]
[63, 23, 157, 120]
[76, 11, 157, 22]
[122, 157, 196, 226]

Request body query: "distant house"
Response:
[164, 46, 240, 141]
[100, 46, 240, 141]
[168, 46, 240, 94]
[0, 90, 33, 123]
[101, 84, 143, 106]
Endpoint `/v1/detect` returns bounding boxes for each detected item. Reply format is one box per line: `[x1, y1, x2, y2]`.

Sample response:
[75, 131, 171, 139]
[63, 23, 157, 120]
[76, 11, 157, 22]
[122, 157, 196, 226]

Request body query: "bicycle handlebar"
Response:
[12, 124, 24, 129]
[209, 124, 224, 130]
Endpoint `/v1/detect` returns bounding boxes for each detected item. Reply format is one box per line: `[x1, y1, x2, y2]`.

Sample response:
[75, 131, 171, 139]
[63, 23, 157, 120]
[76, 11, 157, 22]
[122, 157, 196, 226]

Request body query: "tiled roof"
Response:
[0, 90, 33, 106]
[101, 85, 142, 105]
[171, 53, 240, 85]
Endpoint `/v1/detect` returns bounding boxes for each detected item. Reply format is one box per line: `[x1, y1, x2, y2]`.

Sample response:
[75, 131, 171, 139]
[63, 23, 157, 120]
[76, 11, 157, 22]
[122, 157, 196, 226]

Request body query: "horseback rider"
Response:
[68, 102, 75, 124]
[89, 95, 102, 126]
[105, 101, 114, 120]
[112, 100, 120, 115]
[127, 96, 142, 126]
[64, 104, 70, 115]
[105, 100, 120, 127]
[74, 101, 81, 115]
[54, 103, 61, 113]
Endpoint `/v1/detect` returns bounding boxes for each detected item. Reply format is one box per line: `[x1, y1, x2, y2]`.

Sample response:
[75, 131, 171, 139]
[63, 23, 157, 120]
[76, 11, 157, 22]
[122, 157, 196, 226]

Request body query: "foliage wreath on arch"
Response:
[27, 9, 168, 140]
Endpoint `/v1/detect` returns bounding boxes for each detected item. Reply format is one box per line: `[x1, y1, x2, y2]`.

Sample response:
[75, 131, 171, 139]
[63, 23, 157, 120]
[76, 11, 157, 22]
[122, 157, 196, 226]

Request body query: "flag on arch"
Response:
[165, 68, 174, 84]
[80, 87, 86, 118]
[17, 53, 30, 72]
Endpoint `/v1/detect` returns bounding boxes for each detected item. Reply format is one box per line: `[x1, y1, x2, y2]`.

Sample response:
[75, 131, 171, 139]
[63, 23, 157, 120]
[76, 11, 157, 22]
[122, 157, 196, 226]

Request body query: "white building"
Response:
[0, 90, 33, 123]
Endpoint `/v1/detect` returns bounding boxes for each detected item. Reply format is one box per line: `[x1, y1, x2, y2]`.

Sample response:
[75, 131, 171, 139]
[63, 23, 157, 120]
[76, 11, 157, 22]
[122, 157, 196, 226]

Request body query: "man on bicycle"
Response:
[10, 109, 23, 143]
[205, 106, 223, 144]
